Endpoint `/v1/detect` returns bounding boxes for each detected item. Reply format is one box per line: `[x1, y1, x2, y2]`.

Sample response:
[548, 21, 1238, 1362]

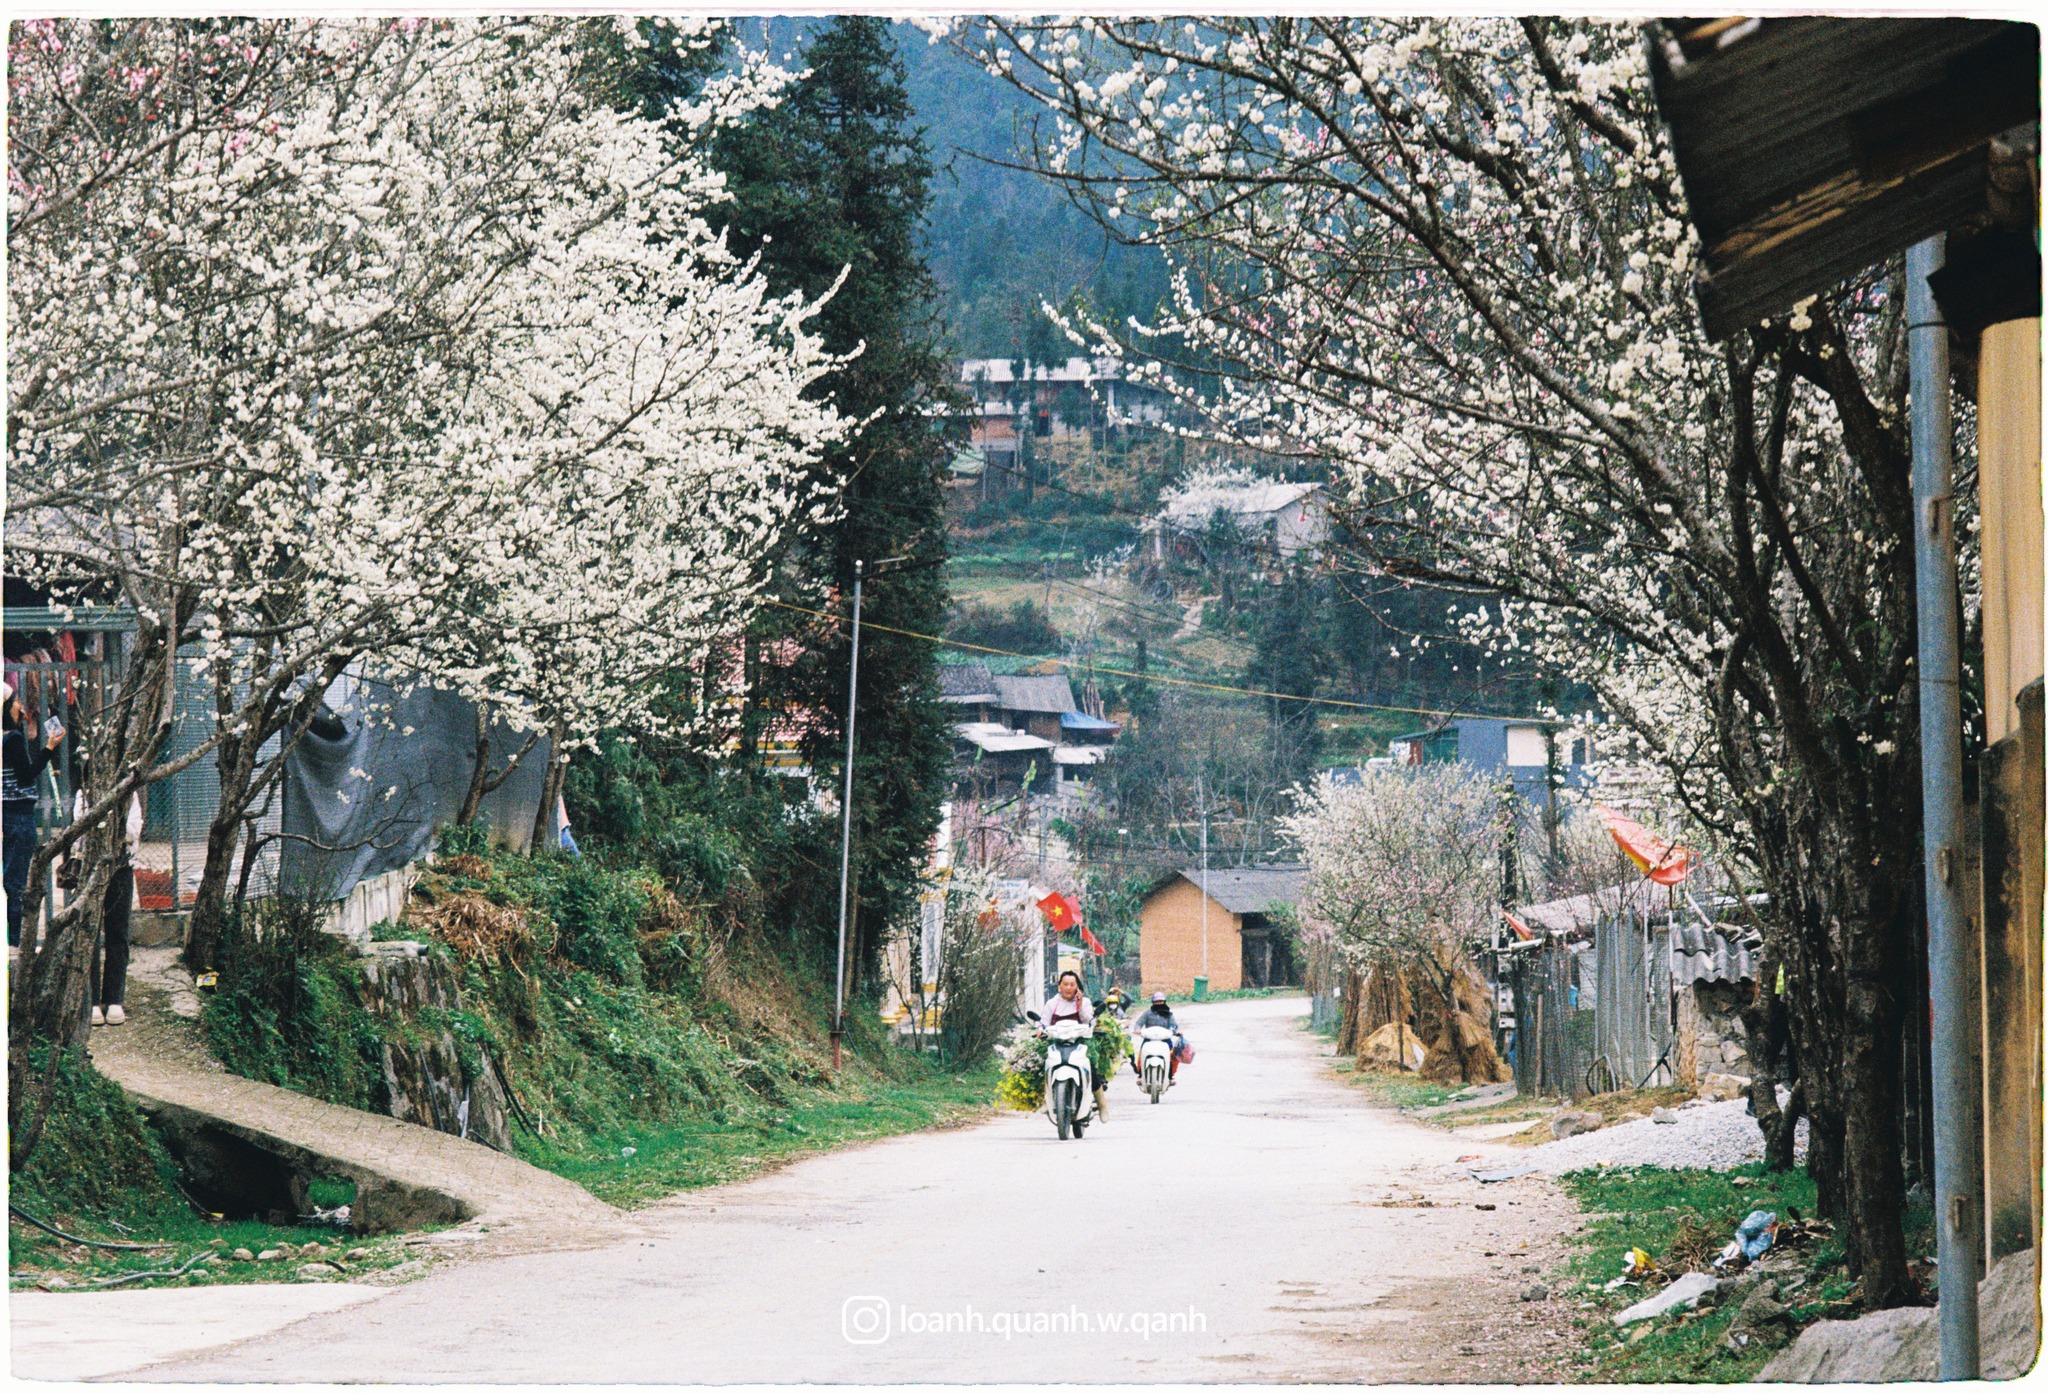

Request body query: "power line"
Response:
[758, 595, 1551, 724]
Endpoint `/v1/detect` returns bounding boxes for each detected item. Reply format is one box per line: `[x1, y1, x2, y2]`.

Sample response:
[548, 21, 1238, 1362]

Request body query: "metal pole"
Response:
[831, 562, 864, 1073]
[1199, 780, 1209, 980]
[1908, 234, 1982, 1380]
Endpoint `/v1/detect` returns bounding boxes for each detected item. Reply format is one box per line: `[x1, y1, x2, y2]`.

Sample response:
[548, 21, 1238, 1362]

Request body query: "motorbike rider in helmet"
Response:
[1131, 991, 1188, 1084]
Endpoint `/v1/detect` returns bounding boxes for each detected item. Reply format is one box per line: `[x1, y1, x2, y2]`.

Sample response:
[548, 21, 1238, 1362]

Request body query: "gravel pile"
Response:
[1522, 1100, 1810, 1174]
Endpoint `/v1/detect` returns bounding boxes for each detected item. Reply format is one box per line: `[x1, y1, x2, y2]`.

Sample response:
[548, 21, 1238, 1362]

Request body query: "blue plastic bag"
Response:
[1734, 1210, 1777, 1261]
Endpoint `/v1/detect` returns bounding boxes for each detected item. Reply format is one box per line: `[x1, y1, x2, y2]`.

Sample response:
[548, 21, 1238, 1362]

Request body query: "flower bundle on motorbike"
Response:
[996, 1025, 1047, 1110]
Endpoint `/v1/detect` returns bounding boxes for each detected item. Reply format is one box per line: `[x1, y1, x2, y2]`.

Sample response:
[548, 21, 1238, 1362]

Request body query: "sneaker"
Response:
[90, 1006, 104, 1026]
[105, 1004, 126, 1025]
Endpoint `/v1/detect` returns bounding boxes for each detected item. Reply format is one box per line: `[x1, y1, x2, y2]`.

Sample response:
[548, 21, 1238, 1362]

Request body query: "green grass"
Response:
[1168, 985, 1306, 1005]
[8, 1052, 422, 1292]
[1551, 1162, 1881, 1382]
[516, 1062, 998, 1207]
[1328, 1058, 1464, 1110]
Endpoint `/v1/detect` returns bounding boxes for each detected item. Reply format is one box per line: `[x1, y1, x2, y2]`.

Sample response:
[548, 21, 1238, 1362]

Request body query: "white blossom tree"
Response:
[6, 17, 846, 1155]
[955, 15, 1934, 1302]
[1283, 764, 1507, 1076]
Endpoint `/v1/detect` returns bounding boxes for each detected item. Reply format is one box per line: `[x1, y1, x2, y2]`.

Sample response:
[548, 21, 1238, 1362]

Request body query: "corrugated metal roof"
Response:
[953, 722, 1054, 754]
[1668, 923, 1761, 984]
[1059, 710, 1119, 732]
[994, 674, 1076, 714]
[1165, 865, 1308, 915]
[1516, 883, 1638, 936]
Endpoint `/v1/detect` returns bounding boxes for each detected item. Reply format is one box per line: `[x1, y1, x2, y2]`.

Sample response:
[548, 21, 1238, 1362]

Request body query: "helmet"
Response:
[1151, 991, 1168, 1004]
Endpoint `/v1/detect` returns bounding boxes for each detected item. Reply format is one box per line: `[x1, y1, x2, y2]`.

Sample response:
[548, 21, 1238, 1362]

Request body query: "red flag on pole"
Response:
[1079, 924, 1107, 956]
[1036, 892, 1079, 932]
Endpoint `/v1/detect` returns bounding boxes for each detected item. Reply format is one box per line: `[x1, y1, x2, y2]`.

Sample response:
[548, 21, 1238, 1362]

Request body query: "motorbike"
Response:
[1136, 1024, 1176, 1103]
[1025, 1010, 1096, 1140]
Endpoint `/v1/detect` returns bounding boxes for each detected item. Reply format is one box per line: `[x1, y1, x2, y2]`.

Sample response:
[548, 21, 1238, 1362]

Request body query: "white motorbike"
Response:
[1136, 1024, 1176, 1103]
[1027, 1012, 1096, 1140]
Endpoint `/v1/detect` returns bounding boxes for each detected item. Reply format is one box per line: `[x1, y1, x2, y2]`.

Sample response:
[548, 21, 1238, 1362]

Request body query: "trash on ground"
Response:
[1614, 1271, 1720, 1326]
[1470, 1164, 1540, 1183]
[1714, 1210, 1778, 1269]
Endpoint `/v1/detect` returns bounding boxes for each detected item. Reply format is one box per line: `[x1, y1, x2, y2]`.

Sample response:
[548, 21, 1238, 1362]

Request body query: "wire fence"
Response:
[6, 651, 276, 924]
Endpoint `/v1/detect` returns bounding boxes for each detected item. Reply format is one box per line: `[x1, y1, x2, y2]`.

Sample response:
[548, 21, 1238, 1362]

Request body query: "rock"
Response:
[1721, 1039, 1747, 1064]
[297, 1261, 340, 1278]
[1651, 1106, 1678, 1124]
[303, 1242, 329, 1258]
[1614, 1272, 1721, 1326]
[1475, 1202, 1496, 1211]
[1522, 1264, 1540, 1274]
[345, 1247, 370, 1261]
[1359, 1021, 1428, 1073]
[231, 1248, 254, 1262]
[187, 1269, 211, 1282]
[1522, 1285, 1550, 1302]
[1761, 1251, 2039, 1381]
[1550, 1110, 1603, 1139]
[1730, 1281, 1795, 1334]
[1698, 1072, 1753, 1101]
[256, 1249, 282, 1262]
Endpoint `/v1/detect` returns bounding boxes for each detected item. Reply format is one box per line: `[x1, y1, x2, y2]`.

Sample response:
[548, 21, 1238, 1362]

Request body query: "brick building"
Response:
[1138, 865, 1306, 994]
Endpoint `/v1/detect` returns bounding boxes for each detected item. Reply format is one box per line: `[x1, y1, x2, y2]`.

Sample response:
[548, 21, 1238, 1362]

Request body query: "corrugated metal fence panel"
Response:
[1508, 941, 1596, 1100]
[1591, 910, 1677, 1090]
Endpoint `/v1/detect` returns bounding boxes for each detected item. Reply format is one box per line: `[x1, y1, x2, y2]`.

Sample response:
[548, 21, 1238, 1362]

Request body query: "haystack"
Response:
[1359, 1020, 1428, 1072]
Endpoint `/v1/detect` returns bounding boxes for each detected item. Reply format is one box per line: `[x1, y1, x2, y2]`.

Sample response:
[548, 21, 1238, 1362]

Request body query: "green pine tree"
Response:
[713, 18, 958, 991]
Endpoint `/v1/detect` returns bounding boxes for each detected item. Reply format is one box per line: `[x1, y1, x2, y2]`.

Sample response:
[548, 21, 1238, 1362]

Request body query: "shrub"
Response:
[947, 599, 1061, 653]
[201, 898, 387, 1111]
[534, 856, 648, 988]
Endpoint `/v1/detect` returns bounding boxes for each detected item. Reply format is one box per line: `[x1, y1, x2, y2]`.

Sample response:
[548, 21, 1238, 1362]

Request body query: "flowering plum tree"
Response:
[1284, 764, 1507, 1077]
[6, 17, 846, 1156]
[956, 15, 1935, 1302]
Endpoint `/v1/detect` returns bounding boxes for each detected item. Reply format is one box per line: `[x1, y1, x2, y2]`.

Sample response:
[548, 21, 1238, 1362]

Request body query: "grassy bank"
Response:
[8, 1051, 419, 1292]
[194, 838, 1000, 1209]
[528, 1062, 997, 1207]
[1551, 1162, 1929, 1383]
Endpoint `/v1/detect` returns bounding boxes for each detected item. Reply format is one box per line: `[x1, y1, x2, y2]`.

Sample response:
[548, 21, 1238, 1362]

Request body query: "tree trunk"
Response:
[184, 737, 256, 973]
[527, 721, 568, 855]
[457, 707, 492, 827]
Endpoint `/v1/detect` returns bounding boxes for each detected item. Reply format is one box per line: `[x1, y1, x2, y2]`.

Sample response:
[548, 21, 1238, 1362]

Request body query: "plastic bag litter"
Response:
[1713, 1210, 1778, 1268]
[1605, 1247, 1660, 1291]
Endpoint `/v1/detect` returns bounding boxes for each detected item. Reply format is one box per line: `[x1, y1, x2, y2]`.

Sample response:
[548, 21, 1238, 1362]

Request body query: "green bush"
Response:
[201, 898, 387, 1111]
[533, 855, 649, 988]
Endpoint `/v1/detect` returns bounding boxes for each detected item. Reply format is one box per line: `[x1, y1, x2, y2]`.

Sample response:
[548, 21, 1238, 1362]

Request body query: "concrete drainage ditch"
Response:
[138, 1095, 472, 1234]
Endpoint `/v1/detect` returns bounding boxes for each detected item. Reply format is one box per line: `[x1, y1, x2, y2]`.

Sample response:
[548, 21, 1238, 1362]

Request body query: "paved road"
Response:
[27, 997, 1580, 1383]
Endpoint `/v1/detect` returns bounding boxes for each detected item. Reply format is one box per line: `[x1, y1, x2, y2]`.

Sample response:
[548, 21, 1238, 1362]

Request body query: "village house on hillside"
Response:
[1139, 864, 1306, 995]
[1149, 474, 1330, 562]
[1370, 715, 1596, 810]
[957, 356, 1174, 478]
[943, 668, 1119, 796]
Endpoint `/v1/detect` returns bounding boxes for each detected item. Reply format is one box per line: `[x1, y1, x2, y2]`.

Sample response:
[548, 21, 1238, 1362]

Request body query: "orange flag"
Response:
[1598, 805, 1699, 886]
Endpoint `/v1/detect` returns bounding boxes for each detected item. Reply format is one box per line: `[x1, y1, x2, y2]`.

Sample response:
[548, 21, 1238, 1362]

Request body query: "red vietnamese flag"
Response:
[1079, 924, 1107, 957]
[1036, 892, 1079, 932]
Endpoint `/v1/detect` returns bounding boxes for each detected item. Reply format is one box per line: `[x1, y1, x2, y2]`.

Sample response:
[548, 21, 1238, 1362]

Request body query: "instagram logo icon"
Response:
[842, 1296, 892, 1344]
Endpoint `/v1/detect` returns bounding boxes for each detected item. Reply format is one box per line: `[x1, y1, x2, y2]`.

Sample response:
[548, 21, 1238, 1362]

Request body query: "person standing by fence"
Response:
[73, 788, 141, 1024]
[4, 680, 66, 948]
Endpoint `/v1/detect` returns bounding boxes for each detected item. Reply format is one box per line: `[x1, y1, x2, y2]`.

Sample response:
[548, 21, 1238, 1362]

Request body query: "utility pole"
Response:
[1199, 777, 1210, 984]
[831, 561, 864, 1072]
[1908, 234, 1982, 1379]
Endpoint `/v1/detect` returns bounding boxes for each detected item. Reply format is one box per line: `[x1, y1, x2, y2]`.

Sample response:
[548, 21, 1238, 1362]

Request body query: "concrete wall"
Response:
[1139, 877, 1242, 994]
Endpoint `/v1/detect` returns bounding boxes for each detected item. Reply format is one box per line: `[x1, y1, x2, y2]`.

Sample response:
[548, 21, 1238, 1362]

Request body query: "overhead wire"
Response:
[757, 595, 1552, 724]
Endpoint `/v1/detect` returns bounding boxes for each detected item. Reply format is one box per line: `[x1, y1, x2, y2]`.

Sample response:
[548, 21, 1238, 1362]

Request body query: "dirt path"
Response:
[66, 996, 1583, 1383]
